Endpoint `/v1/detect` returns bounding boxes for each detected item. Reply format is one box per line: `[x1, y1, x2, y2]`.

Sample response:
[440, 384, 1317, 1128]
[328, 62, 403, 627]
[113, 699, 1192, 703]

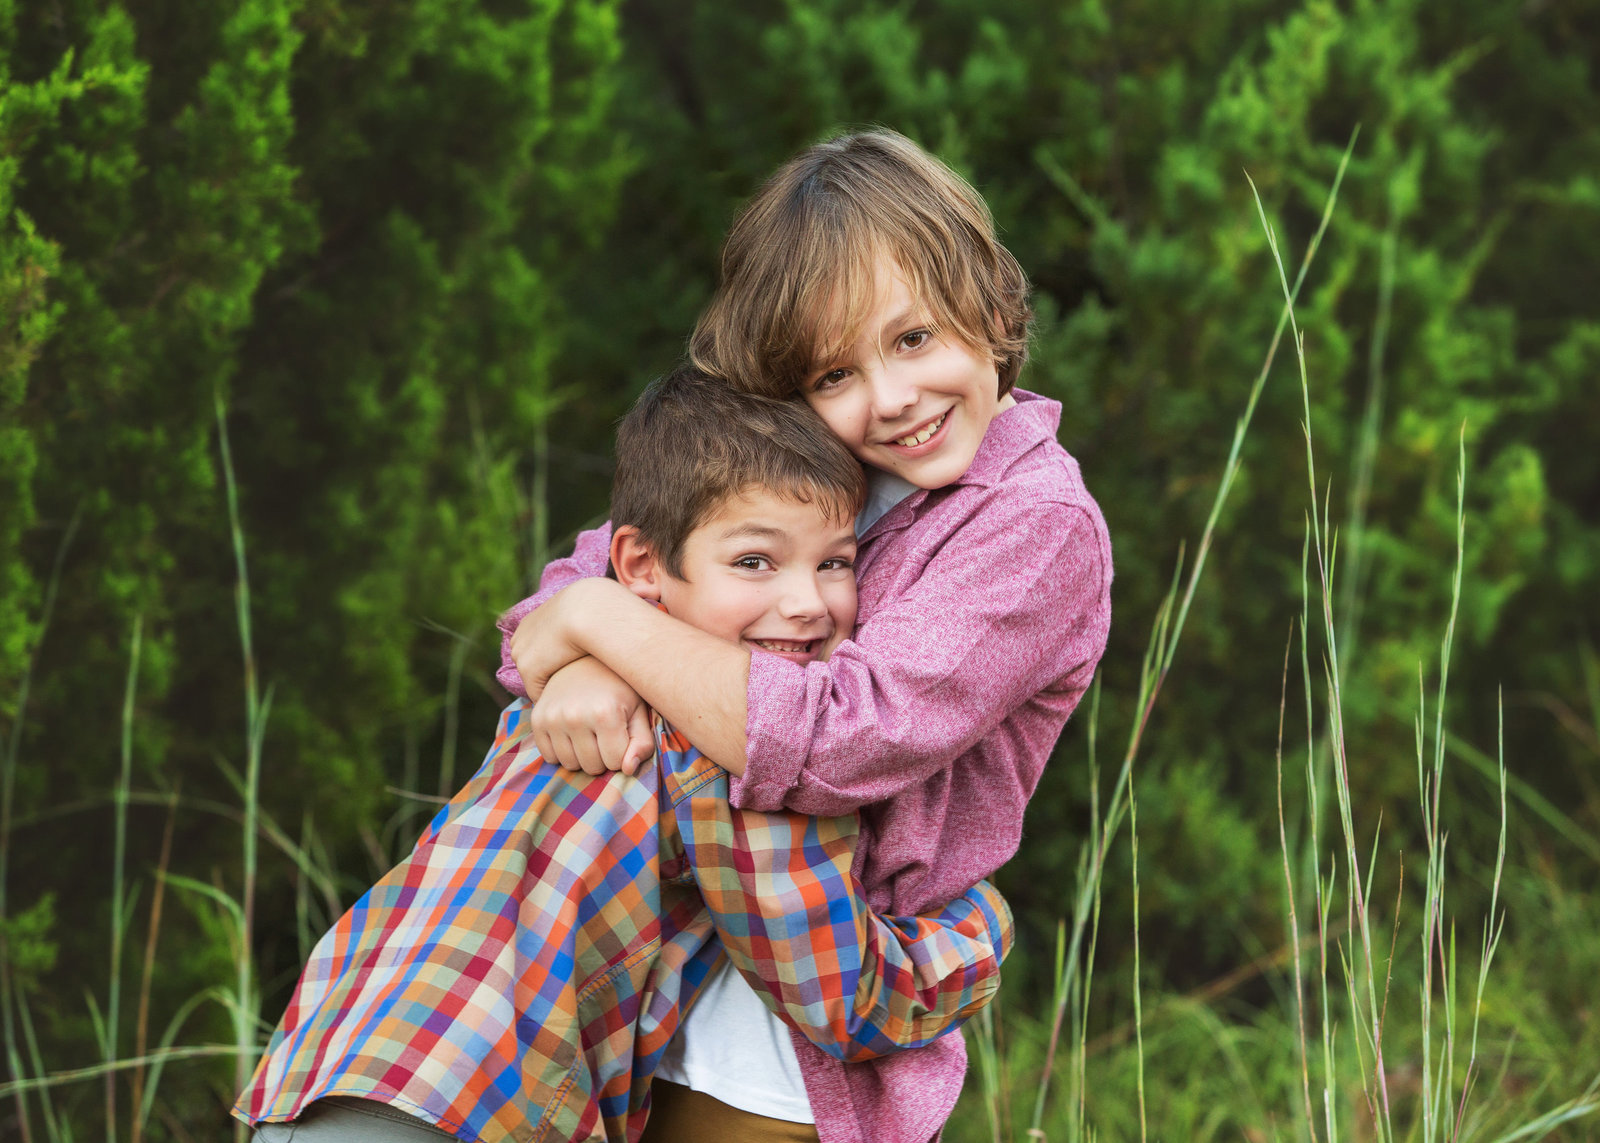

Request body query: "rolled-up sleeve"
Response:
[495, 522, 614, 697]
[732, 495, 1111, 817]
[674, 772, 1013, 1060]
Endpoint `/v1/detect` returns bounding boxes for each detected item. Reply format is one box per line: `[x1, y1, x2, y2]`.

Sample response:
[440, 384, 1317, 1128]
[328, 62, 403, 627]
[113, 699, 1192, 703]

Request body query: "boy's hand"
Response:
[528, 656, 656, 776]
[508, 580, 595, 699]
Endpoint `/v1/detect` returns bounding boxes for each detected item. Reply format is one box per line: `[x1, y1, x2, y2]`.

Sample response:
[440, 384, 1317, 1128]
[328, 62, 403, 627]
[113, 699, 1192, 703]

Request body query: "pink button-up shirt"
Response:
[498, 390, 1113, 1143]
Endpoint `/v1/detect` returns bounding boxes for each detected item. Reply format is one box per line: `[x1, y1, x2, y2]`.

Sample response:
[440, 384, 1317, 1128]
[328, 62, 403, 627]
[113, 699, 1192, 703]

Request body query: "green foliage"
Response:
[1, 0, 627, 1133]
[0, 16, 77, 723]
[3, 0, 1598, 1136]
[0, 894, 56, 987]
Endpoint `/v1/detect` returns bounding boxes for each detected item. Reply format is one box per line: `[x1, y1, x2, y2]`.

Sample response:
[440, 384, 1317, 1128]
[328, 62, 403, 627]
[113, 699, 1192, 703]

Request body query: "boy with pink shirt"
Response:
[502, 131, 1112, 1142]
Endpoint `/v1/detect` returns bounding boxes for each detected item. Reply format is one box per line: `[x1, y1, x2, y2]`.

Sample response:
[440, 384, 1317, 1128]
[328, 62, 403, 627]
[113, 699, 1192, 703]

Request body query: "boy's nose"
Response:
[777, 574, 827, 621]
[867, 366, 918, 422]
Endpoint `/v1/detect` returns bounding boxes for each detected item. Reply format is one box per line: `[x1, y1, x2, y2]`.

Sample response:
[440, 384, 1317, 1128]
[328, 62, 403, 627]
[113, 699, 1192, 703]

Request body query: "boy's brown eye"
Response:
[901, 330, 929, 349]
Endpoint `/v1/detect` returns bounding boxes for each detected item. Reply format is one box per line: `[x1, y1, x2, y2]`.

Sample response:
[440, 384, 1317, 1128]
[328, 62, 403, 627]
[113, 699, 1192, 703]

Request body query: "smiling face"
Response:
[802, 258, 1015, 490]
[613, 488, 858, 667]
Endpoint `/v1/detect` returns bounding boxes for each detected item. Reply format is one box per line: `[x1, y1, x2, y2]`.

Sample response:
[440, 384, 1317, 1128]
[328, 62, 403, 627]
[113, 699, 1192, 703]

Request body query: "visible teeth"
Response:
[894, 412, 946, 447]
[754, 639, 812, 653]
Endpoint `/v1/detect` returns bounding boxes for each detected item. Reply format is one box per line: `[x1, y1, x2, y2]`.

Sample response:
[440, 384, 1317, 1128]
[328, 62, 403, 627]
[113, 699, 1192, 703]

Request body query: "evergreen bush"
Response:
[2, 0, 1596, 1135]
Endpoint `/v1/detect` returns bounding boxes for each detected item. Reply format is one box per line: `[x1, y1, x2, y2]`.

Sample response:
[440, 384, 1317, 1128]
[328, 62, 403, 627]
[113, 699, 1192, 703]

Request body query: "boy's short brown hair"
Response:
[611, 365, 867, 579]
[689, 129, 1033, 400]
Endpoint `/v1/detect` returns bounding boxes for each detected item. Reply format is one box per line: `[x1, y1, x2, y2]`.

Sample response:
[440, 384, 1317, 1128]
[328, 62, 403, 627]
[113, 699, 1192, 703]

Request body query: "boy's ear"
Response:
[609, 526, 666, 602]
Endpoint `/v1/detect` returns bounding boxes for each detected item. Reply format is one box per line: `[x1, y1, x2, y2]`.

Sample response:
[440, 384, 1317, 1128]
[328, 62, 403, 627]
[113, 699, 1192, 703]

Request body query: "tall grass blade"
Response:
[1469, 694, 1508, 1072]
[137, 988, 235, 1130]
[14, 977, 61, 1143]
[129, 786, 178, 1143]
[1487, 1073, 1600, 1143]
[214, 390, 265, 1138]
[1274, 623, 1317, 1142]
[1128, 782, 1146, 1143]
[0, 1044, 240, 1101]
[105, 615, 142, 1143]
[971, 1003, 1004, 1143]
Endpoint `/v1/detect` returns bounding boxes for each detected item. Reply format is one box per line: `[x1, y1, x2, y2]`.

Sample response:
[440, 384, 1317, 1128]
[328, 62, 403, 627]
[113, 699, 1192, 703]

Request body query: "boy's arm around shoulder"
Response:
[672, 768, 1014, 1060]
[496, 522, 613, 698]
[734, 489, 1112, 817]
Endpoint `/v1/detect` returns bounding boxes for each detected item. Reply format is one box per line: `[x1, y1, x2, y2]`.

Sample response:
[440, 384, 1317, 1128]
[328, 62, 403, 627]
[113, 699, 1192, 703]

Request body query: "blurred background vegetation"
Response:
[2, 0, 1597, 1138]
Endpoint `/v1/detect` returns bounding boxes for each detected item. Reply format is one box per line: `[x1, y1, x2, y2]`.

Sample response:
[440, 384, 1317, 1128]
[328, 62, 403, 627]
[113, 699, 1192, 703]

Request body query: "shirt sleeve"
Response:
[495, 522, 614, 697]
[673, 772, 1013, 1061]
[732, 495, 1111, 817]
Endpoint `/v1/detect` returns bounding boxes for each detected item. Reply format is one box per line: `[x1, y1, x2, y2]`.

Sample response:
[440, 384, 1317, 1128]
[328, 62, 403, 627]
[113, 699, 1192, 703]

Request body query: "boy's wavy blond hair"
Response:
[690, 129, 1032, 400]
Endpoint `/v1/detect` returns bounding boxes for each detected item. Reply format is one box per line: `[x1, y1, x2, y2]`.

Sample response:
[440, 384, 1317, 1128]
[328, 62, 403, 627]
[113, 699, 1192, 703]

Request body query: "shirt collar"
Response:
[856, 470, 919, 537]
[857, 388, 1062, 541]
[951, 387, 1062, 490]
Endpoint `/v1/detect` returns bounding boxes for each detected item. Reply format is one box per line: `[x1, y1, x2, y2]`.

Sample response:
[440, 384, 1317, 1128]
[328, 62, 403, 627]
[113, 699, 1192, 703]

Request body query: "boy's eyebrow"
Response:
[882, 304, 921, 330]
[718, 522, 790, 542]
[718, 521, 858, 549]
[812, 304, 927, 369]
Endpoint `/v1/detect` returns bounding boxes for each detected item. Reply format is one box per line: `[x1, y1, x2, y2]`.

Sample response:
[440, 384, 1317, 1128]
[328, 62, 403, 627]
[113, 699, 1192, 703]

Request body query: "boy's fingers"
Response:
[548, 731, 586, 772]
[569, 731, 607, 776]
[623, 705, 656, 776]
[594, 719, 634, 774]
[588, 720, 624, 774]
[529, 718, 570, 769]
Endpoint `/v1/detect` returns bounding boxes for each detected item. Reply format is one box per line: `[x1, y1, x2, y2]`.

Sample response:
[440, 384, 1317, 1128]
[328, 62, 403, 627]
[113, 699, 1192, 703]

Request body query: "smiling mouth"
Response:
[890, 411, 947, 448]
[749, 638, 819, 655]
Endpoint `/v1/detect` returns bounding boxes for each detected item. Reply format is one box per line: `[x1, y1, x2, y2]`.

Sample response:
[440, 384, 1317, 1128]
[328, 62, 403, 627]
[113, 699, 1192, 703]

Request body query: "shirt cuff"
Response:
[494, 661, 525, 697]
[970, 880, 1015, 960]
[728, 651, 813, 812]
[495, 597, 538, 698]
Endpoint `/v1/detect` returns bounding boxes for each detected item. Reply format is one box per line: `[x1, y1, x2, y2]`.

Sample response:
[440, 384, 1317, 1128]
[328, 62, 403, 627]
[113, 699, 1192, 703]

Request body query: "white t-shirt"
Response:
[654, 959, 813, 1121]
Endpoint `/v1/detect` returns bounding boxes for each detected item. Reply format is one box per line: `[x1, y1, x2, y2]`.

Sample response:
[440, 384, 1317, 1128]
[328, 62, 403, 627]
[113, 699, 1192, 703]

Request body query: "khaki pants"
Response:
[640, 1080, 821, 1143]
[253, 1084, 821, 1143]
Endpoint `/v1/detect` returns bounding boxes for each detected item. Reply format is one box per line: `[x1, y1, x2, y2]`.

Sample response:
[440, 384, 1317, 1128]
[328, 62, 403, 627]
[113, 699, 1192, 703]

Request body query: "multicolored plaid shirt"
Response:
[235, 699, 1013, 1143]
